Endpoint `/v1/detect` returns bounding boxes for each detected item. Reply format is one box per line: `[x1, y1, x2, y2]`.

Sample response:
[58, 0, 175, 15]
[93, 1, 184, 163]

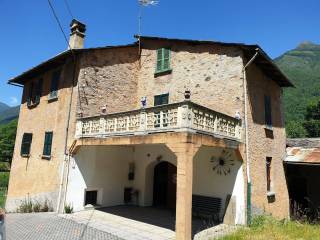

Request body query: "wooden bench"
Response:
[192, 194, 222, 222]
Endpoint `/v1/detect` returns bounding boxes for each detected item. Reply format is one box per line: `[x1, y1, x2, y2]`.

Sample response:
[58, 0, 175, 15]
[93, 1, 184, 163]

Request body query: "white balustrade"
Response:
[75, 101, 242, 140]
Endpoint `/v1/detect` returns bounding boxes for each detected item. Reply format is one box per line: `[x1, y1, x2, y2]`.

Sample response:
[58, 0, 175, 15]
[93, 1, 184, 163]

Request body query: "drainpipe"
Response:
[242, 48, 259, 225]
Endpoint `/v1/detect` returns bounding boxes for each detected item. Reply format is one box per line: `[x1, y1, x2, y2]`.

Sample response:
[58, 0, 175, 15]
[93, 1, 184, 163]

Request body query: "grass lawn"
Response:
[0, 172, 9, 208]
[0, 188, 6, 208]
[219, 216, 320, 240]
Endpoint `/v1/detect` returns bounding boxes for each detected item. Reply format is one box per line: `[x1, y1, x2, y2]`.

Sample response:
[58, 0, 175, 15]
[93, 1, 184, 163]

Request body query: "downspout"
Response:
[242, 49, 259, 225]
[57, 53, 78, 213]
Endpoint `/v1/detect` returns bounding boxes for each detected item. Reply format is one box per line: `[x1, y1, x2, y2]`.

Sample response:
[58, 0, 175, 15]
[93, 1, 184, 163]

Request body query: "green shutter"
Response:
[156, 49, 163, 72]
[21, 133, 32, 156]
[43, 132, 53, 156]
[156, 48, 171, 73]
[163, 48, 170, 70]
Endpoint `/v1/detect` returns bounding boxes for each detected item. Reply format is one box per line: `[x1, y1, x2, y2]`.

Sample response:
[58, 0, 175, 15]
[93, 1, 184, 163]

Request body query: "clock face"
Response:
[210, 149, 235, 175]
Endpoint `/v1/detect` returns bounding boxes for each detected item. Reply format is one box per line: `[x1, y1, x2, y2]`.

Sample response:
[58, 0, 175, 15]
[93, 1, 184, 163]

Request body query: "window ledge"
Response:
[264, 125, 273, 131]
[21, 154, 30, 158]
[27, 102, 39, 109]
[48, 96, 58, 102]
[41, 155, 51, 160]
[154, 69, 172, 77]
[267, 191, 276, 197]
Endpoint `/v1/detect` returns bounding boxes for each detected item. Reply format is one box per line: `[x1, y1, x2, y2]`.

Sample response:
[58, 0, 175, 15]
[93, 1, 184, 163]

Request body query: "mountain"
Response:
[0, 102, 19, 125]
[0, 102, 9, 114]
[275, 41, 320, 136]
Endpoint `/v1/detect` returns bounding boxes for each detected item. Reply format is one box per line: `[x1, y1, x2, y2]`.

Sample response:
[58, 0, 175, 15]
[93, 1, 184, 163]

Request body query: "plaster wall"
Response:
[6, 59, 79, 212]
[193, 146, 245, 224]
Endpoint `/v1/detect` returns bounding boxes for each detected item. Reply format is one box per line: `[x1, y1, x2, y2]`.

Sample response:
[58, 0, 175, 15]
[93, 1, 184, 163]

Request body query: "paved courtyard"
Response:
[6, 213, 123, 240]
[6, 207, 217, 240]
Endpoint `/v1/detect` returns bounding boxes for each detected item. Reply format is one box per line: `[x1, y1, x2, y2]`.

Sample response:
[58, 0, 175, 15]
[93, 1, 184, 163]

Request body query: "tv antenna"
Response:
[138, 0, 159, 55]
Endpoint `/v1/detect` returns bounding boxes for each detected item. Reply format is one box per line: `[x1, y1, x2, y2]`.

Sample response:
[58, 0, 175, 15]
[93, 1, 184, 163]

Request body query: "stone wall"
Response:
[77, 47, 139, 117]
[137, 40, 244, 118]
[246, 63, 289, 219]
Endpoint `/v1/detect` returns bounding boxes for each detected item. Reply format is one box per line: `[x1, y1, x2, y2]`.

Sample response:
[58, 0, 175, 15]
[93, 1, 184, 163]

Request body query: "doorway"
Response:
[153, 161, 177, 210]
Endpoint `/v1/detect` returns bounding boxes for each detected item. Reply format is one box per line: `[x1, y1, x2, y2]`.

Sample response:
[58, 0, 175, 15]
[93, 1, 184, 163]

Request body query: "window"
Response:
[43, 132, 53, 157]
[85, 190, 97, 205]
[264, 95, 272, 128]
[266, 157, 272, 192]
[21, 133, 33, 156]
[154, 93, 169, 106]
[154, 94, 169, 128]
[49, 70, 61, 100]
[156, 48, 171, 73]
[26, 79, 42, 107]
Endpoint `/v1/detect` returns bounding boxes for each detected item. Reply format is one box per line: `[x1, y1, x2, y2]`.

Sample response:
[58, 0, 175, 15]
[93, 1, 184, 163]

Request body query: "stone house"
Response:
[6, 19, 293, 239]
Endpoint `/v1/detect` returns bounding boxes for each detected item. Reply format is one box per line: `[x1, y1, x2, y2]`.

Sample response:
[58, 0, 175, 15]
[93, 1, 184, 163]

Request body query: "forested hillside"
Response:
[275, 41, 320, 137]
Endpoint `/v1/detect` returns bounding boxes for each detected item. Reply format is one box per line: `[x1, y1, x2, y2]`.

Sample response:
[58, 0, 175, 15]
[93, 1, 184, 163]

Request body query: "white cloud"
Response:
[9, 96, 18, 106]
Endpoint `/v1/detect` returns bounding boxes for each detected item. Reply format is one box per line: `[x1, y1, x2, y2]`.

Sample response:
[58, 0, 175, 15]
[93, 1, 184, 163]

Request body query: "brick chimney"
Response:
[69, 19, 86, 49]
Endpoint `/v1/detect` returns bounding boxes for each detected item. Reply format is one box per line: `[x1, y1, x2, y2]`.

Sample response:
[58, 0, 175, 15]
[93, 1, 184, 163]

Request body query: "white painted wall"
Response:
[66, 144, 245, 225]
[193, 146, 245, 224]
[66, 146, 133, 211]
[131, 144, 177, 206]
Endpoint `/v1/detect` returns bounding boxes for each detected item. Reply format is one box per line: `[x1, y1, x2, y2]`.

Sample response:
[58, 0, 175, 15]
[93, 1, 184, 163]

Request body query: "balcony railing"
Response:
[75, 101, 242, 140]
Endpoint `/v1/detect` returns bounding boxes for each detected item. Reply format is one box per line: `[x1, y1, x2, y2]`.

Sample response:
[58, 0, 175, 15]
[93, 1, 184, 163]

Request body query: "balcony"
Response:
[75, 101, 242, 141]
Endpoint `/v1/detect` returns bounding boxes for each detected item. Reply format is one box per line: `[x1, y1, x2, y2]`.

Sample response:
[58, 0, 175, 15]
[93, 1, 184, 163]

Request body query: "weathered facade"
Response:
[6, 20, 292, 240]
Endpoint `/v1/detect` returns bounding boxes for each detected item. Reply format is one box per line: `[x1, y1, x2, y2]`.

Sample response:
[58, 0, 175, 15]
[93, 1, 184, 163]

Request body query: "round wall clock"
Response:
[210, 149, 235, 175]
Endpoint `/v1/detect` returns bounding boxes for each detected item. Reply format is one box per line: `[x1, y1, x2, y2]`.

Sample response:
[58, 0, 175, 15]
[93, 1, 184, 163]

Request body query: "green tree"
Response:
[303, 100, 320, 137]
[286, 120, 307, 138]
[0, 119, 18, 170]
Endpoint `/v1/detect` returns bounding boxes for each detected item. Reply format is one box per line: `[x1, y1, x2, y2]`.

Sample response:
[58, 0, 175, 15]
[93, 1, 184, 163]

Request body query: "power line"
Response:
[63, 0, 74, 19]
[47, 0, 75, 60]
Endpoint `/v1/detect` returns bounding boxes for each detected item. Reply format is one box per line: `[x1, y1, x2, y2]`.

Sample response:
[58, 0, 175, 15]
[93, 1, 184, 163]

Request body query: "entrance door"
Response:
[153, 161, 177, 210]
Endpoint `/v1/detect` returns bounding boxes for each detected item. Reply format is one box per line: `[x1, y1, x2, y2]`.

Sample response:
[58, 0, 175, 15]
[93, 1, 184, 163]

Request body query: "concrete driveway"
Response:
[6, 213, 123, 240]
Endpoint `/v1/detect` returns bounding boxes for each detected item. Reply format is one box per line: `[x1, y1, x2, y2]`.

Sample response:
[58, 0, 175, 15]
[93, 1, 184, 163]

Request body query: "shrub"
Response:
[0, 172, 9, 188]
[17, 198, 53, 213]
[64, 203, 73, 214]
[32, 201, 41, 212]
[18, 198, 33, 213]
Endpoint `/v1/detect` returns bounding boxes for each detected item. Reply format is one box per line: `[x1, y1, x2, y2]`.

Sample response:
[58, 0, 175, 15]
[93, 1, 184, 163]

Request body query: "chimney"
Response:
[69, 19, 86, 49]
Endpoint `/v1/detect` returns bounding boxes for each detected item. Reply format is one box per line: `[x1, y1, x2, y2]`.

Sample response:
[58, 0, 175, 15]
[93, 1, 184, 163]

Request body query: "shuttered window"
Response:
[43, 132, 53, 157]
[264, 95, 272, 128]
[34, 79, 43, 104]
[21, 133, 33, 156]
[27, 83, 34, 107]
[49, 70, 60, 99]
[156, 48, 171, 73]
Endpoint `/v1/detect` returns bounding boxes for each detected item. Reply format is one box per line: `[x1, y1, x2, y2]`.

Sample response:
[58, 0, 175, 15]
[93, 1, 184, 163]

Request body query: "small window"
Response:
[43, 132, 53, 157]
[85, 190, 97, 205]
[34, 79, 43, 105]
[266, 157, 272, 192]
[264, 95, 272, 128]
[154, 93, 169, 106]
[49, 70, 61, 100]
[21, 133, 33, 156]
[156, 48, 171, 73]
[26, 83, 34, 107]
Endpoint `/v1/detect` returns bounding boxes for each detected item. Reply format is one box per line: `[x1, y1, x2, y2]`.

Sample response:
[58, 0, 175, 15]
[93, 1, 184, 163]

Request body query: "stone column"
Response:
[167, 142, 200, 240]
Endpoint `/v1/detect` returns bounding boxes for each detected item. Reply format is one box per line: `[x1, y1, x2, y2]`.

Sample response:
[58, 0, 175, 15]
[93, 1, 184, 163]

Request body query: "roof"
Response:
[287, 138, 320, 148]
[285, 138, 320, 165]
[8, 35, 293, 87]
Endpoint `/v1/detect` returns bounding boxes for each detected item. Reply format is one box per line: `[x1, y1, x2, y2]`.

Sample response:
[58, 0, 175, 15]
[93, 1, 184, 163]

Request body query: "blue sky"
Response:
[1, 0, 319, 106]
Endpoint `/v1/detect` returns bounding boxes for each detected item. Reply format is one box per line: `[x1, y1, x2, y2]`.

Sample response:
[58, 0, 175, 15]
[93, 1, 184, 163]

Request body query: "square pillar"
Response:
[167, 142, 199, 240]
